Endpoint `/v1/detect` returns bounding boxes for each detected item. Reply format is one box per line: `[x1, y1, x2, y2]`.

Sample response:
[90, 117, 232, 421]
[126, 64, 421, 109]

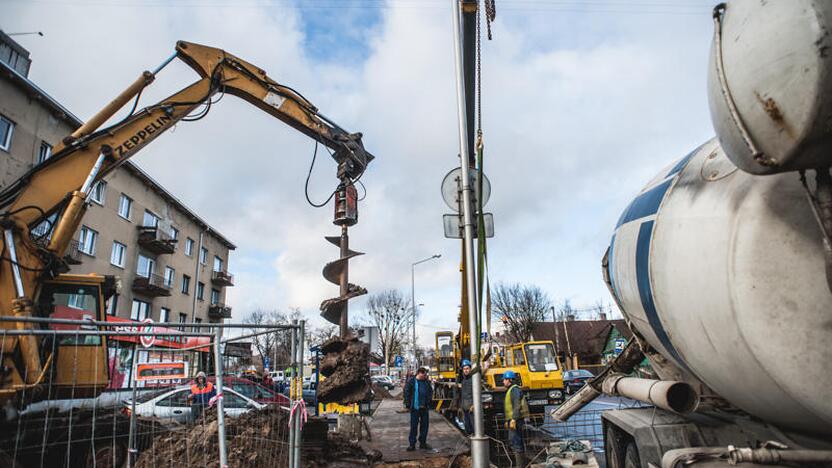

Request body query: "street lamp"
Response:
[411, 254, 441, 370]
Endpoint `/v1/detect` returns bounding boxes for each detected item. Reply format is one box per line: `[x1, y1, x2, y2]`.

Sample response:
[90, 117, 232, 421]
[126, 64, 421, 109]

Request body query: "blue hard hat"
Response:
[503, 370, 516, 380]
[461, 359, 472, 367]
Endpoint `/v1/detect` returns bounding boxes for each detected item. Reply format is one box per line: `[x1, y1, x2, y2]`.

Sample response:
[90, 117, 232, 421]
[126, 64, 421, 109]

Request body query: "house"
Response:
[530, 316, 630, 372]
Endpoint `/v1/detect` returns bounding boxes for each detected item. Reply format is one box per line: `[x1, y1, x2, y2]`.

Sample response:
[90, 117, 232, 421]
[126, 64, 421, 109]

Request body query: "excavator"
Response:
[0, 40, 374, 408]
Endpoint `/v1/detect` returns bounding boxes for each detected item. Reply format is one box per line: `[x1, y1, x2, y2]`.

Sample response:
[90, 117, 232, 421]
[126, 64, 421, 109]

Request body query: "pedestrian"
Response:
[262, 372, 273, 390]
[187, 371, 216, 422]
[459, 359, 474, 435]
[502, 370, 529, 467]
[403, 366, 433, 451]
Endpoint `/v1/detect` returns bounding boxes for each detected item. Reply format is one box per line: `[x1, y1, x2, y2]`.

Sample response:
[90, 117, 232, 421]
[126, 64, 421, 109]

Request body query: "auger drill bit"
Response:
[317, 183, 371, 404]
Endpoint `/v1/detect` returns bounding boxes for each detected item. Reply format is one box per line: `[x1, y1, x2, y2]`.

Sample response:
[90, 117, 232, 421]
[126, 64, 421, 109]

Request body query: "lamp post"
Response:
[411, 254, 441, 369]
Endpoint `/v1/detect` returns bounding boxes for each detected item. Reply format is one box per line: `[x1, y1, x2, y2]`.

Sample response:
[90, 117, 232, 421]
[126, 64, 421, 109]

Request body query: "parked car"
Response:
[562, 369, 595, 394]
[282, 380, 317, 407]
[371, 375, 396, 390]
[208, 376, 291, 407]
[123, 386, 265, 424]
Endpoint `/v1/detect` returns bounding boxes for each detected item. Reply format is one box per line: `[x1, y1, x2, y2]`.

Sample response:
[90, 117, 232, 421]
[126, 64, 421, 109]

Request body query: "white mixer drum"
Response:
[708, 0, 832, 175]
[608, 138, 832, 436]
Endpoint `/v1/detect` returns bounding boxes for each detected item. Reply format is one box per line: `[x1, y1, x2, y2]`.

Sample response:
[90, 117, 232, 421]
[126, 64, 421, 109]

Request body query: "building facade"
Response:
[0, 31, 235, 326]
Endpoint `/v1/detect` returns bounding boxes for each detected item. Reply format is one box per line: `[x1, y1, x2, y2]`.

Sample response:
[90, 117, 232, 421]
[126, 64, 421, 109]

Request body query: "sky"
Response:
[2, 0, 717, 347]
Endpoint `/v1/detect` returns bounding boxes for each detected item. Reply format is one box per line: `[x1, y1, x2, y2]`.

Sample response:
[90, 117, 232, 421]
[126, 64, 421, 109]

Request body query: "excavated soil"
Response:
[134, 407, 375, 468]
[318, 336, 371, 404]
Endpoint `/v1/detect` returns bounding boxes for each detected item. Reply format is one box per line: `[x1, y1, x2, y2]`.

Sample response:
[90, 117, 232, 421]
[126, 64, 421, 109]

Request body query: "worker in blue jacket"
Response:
[503, 370, 529, 467]
[403, 367, 433, 451]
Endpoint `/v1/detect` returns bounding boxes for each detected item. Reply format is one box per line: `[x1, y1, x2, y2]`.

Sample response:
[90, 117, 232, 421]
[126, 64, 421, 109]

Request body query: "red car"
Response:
[206, 377, 290, 407]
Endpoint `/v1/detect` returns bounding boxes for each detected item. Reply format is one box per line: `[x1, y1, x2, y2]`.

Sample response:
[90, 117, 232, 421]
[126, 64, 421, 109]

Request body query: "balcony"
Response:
[211, 270, 234, 287]
[132, 273, 172, 297]
[208, 303, 232, 319]
[63, 239, 82, 265]
[136, 226, 177, 255]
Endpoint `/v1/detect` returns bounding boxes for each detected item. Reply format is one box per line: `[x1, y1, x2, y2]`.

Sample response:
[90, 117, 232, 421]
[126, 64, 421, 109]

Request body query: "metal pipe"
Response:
[411, 262, 416, 370]
[0, 316, 296, 329]
[191, 230, 204, 322]
[602, 375, 699, 414]
[69, 72, 154, 141]
[450, 0, 488, 465]
[288, 320, 297, 468]
[127, 360, 139, 468]
[0, 330, 213, 337]
[552, 338, 644, 421]
[293, 320, 305, 467]
[4, 229, 24, 297]
[80, 150, 108, 195]
[213, 324, 228, 468]
[152, 52, 178, 76]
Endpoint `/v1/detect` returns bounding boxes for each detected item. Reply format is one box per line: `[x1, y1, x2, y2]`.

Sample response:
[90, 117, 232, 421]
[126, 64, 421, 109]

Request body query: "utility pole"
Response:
[412, 255, 441, 369]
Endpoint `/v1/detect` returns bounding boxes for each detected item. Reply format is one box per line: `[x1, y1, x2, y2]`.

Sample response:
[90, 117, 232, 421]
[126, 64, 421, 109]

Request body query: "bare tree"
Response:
[244, 309, 291, 369]
[309, 324, 338, 348]
[364, 289, 413, 369]
[492, 283, 551, 342]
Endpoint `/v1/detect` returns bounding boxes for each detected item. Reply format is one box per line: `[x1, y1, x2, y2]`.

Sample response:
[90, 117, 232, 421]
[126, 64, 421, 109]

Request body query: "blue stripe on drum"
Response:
[615, 178, 672, 228]
[635, 220, 690, 373]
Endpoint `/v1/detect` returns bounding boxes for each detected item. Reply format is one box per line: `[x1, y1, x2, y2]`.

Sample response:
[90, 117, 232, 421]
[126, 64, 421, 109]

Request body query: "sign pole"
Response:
[450, 0, 489, 466]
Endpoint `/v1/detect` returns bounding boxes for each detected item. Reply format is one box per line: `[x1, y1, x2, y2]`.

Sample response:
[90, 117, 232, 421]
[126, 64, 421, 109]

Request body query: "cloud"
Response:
[4, 1, 717, 345]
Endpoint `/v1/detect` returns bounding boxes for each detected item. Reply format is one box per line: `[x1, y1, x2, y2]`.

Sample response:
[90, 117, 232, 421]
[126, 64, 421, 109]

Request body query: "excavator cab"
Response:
[36, 274, 112, 399]
[0, 274, 112, 405]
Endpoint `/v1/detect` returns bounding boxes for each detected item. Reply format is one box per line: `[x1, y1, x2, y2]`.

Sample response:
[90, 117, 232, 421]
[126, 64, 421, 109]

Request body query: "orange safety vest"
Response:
[191, 381, 214, 395]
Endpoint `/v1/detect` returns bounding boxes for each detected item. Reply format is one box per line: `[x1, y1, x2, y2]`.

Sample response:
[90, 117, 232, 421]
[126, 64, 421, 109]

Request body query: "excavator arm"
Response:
[0, 41, 374, 400]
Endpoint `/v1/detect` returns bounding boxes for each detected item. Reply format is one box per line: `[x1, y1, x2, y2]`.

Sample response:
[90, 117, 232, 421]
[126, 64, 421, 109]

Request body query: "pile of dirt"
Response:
[318, 335, 371, 404]
[134, 407, 376, 468]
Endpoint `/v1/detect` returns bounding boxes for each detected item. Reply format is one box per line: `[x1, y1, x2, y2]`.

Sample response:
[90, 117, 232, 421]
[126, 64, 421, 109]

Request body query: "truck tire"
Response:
[623, 442, 640, 468]
[604, 425, 624, 468]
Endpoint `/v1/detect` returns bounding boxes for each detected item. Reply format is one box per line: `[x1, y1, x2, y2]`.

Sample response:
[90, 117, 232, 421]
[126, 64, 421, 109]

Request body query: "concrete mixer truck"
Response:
[553, 1, 832, 467]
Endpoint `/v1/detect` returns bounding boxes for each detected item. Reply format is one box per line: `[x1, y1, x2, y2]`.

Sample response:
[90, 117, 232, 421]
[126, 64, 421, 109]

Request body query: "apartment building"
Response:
[0, 30, 235, 326]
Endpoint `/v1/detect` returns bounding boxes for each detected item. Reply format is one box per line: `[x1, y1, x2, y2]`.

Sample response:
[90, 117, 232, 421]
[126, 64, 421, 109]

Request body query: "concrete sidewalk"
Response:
[360, 399, 469, 463]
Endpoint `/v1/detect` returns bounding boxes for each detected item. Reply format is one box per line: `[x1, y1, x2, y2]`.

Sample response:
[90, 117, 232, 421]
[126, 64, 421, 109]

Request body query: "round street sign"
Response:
[140, 318, 155, 348]
[441, 167, 491, 212]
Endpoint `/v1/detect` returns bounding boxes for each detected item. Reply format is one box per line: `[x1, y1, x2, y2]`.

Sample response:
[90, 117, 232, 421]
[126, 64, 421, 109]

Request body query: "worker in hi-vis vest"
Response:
[502, 370, 529, 467]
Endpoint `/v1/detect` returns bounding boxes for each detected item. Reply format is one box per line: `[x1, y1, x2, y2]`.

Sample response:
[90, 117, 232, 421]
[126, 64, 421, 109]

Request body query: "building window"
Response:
[110, 241, 126, 268]
[130, 299, 150, 321]
[137, 254, 155, 278]
[163, 266, 175, 287]
[181, 274, 191, 294]
[185, 238, 194, 256]
[67, 293, 88, 309]
[160, 307, 170, 323]
[195, 317, 202, 325]
[197, 282, 205, 301]
[210, 288, 220, 305]
[143, 210, 159, 228]
[118, 194, 132, 220]
[213, 256, 223, 272]
[89, 181, 106, 205]
[79, 226, 97, 256]
[37, 141, 52, 163]
[179, 313, 187, 331]
[199, 247, 208, 265]
[106, 294, 118, 316]
[170, 227, 178, 240]
[0, 114, 14, 152]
